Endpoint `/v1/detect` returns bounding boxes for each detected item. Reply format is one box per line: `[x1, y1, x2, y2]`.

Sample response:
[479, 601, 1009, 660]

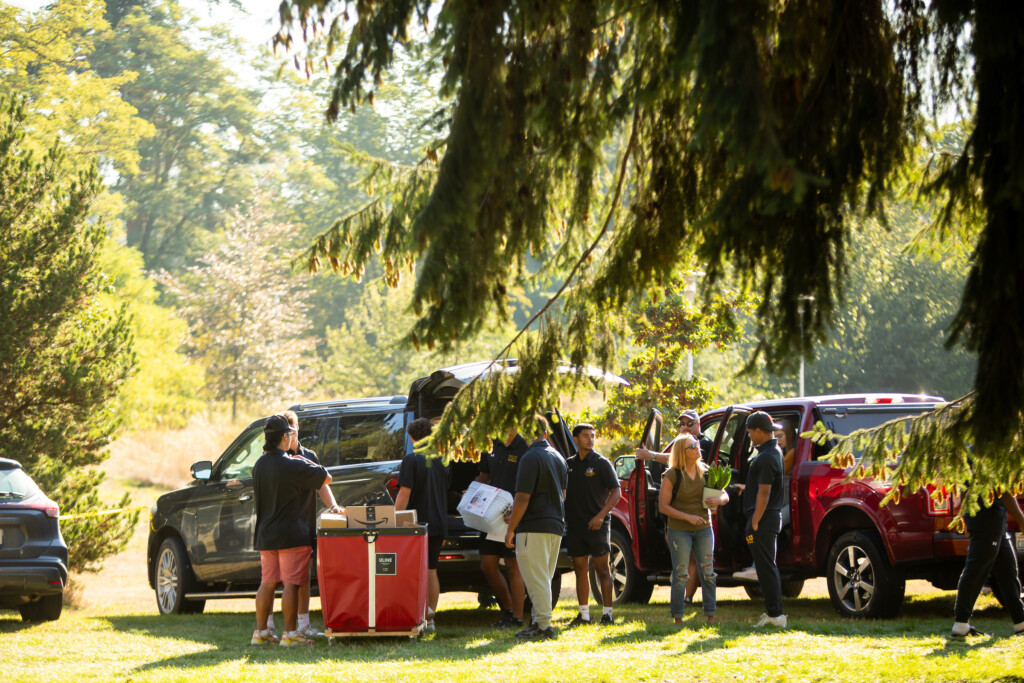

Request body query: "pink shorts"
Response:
[260, 546, 312, 586]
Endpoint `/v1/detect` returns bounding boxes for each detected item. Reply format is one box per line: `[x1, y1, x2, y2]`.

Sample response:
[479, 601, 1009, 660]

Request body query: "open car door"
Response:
[630, 409, 663, 571]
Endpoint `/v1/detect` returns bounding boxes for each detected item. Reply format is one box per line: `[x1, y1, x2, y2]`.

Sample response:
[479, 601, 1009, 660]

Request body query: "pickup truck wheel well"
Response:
[149, 528, 198, 589]
[814, 507, 887, 571]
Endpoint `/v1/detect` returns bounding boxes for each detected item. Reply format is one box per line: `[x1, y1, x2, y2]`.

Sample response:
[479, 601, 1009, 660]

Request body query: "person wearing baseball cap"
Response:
[743, 411, 787, 628]
[251, 413, 341, 646]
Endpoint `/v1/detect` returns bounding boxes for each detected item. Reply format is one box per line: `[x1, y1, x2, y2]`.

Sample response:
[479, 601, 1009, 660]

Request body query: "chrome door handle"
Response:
[239, 494, 252, 502]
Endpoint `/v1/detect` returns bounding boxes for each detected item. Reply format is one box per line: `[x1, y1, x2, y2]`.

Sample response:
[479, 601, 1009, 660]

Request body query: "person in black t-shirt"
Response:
[505, 414, 568, 641]
[475, 429, 528, 628]
[743, 411, 787, 629]
[394, 417, 448, 634]
[565, 423, 620, 627]
[282, 410, 325, 640]
[252, 414, 341, 647]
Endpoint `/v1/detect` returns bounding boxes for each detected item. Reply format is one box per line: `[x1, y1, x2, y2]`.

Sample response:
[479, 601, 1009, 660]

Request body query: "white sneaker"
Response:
[753, 613, 787, 628]
[733, 566, 759, 582]
[298, 624, 323, 639]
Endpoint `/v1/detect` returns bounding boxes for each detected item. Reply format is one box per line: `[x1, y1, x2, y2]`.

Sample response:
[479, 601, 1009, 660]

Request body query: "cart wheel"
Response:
[327, 637, 335, 647]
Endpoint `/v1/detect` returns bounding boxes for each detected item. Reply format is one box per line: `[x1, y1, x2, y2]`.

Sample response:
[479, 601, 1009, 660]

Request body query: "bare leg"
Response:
[481, 554, 513, 611]
[572, 556, 591, 608]
[281, 583, 300, 633]
[428, 569, 440, 615]
[505, 556, 526, 620]
[255, 581, 275, 631]
[592, 554, 614, 608]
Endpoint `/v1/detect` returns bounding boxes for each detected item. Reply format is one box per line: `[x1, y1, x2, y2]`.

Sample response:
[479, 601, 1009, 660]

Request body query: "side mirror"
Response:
[190, 461, 213, 481]
[614, 455, 637, 481]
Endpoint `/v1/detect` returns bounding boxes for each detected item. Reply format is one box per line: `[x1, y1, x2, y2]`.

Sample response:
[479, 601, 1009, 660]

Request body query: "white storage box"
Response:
[457, 481, 514, 541]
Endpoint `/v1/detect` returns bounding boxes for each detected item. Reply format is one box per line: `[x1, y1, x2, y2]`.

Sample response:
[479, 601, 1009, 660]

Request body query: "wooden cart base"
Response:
[325, 622, 425, 643]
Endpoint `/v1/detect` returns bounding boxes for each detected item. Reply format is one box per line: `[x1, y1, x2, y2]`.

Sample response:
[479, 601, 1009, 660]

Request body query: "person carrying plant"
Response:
[658, 434, 729, 625]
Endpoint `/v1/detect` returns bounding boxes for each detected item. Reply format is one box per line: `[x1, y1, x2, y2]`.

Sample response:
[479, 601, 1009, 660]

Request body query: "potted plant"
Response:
[703, 464, 731, 509]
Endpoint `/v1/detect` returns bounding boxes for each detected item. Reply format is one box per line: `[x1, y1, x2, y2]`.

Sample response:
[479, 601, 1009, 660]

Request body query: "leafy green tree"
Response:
[0, 96, 138, 573]
[90, 0, 266, 268]
[273, 1, 1024, 505]
[154, 196, 319, 421]
[98, 237, 205, 428]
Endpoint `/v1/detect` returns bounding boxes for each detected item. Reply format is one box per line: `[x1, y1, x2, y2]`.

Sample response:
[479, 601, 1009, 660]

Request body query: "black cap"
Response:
[746, 411, 782, 432]
[263, 414, 296, 433]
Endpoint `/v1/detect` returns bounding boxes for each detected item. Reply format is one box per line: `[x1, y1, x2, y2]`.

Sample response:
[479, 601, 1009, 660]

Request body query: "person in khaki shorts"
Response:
[504, 414, 568, 641]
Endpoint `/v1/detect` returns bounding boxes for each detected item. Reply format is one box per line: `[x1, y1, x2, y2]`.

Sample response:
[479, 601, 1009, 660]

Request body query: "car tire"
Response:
[155, 536, 206, 615]
[826, 531, 904, 619]
[742, 579, 804, 600]
[20, 594, 62, 622]
[590, 528, 653, 606]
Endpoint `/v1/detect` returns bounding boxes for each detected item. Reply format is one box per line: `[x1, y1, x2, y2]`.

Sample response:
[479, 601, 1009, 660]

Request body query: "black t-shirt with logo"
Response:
[515, 439, 568, 535]
[743, 438, 785, 517]
[478, 433, 528, 494]
[397, 452, 449, 538]
[253, 449, 329, 551]
[565, 451, 620, 534]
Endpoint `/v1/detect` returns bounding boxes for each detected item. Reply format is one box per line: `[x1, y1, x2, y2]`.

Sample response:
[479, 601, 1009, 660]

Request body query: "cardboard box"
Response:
[318, 506, 420, 530]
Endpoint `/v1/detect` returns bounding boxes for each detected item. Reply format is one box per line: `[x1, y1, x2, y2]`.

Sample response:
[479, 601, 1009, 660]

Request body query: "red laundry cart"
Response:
[317, 525, 428, 640]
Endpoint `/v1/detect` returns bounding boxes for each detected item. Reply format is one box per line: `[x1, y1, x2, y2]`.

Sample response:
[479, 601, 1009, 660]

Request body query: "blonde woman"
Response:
[659, 435, 729, 625]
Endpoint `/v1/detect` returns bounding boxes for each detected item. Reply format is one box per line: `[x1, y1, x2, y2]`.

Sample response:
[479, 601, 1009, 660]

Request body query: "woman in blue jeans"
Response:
[659, 435, 729, 625]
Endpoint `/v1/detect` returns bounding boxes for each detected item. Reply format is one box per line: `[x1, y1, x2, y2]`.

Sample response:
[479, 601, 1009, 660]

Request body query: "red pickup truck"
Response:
[603, 394, 1024, 618]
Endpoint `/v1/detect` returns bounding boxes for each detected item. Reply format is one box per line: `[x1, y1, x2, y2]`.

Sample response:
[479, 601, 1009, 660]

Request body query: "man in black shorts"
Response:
[475, 429, 528, 627]
[565, 423, 620, 626]
[394, 417, 449, 634]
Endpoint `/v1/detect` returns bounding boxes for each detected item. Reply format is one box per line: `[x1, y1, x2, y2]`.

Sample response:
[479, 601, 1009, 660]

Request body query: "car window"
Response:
[0, 466, 37, 499]
[297, 416, 323, 457]
[327, 411, 406, 466]
[614, 455, 636, 481]
[719, 410, 750, 469]
[816, 405, 937, 462]
[701, 418, 721, 446]
[217, 427, 265, 480]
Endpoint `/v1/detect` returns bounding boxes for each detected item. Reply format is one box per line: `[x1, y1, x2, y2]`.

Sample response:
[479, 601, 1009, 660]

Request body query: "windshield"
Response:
[0, 466, 39, 499]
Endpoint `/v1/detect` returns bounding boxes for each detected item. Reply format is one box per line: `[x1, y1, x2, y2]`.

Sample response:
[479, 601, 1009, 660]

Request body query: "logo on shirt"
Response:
[508, 455, 518, 463]
[585, 467, 595, 477]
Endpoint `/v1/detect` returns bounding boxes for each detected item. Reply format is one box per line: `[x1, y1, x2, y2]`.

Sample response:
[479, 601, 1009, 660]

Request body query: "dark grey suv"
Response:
[0, 458, 68, 622]
[147, 361, 585, 615]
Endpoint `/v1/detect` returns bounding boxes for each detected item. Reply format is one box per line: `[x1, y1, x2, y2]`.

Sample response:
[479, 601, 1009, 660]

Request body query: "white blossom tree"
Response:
[156, 196, 319, 420]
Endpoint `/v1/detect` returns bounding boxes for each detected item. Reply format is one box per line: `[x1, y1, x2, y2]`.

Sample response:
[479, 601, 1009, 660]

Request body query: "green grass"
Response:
[3, 591, 1023, 682]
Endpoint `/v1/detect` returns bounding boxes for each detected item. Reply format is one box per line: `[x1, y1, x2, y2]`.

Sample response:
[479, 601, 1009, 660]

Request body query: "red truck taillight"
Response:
[384, 474, 399, 503]
[923, 485, 959, 516]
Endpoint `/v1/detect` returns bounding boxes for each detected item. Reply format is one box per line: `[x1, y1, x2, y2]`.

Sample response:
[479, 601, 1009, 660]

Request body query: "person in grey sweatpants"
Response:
[505, 413, 568, 640]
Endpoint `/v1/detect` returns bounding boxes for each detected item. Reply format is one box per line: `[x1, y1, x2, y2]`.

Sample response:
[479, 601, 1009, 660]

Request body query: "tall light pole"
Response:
[683, 270, 704, 380]
[797, 295, 815, 396]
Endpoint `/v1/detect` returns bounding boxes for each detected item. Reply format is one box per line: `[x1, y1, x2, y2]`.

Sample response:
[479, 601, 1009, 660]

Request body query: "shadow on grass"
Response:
[102, 607, 525, 673]
[0, 614, 36, 633]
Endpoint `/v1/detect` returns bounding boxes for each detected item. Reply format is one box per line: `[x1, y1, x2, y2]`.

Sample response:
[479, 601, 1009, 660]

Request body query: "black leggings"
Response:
[954, 509, 1024, 624]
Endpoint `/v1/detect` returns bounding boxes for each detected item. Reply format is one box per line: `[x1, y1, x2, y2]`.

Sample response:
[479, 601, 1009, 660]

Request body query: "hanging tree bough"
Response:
[275, 2, 1024, 486]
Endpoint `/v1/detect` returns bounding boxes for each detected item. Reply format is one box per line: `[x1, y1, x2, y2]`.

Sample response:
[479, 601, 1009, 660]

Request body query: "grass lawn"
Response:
[2, 468, 1022, 681]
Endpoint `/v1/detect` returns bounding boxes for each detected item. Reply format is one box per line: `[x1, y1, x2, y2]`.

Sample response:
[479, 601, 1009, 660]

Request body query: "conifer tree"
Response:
[273, 1, 1024, 508]
[0, 96, 138, 573]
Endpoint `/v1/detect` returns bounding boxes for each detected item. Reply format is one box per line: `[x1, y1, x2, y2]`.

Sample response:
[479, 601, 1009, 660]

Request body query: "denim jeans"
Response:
[668, 526, 717, 617]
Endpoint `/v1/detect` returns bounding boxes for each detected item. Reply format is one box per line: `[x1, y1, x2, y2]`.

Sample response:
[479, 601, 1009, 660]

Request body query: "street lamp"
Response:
[683, 270, 704, 380]
[797, 295, 815, 396]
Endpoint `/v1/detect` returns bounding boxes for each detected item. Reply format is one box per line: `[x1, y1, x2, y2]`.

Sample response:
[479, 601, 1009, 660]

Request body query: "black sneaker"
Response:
[599, 613, 614, 625]
[492, 610, 520, 628]
[519, 626, 557, 641]
[566, 614, 591, 628]
[515, 622, 540, 638]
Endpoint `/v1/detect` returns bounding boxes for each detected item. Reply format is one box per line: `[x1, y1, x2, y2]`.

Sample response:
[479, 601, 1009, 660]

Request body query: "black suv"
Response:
[148, 362, 582, 615]
[0, 458, 68, 622]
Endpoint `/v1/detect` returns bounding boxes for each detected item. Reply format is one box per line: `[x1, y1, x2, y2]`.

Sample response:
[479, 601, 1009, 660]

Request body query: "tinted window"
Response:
[0, 467, 37, 499]
[701, 418, 721, 446]
[817, 405, 937, 462]
[217, 427, 265, 480]
[325, 411, 406, 466]
[297, 416, 324, 458]
[719, 411, 750, 469]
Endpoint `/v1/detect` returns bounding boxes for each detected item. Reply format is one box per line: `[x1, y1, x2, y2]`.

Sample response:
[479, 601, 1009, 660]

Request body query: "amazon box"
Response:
[319, 505, 421, 530]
